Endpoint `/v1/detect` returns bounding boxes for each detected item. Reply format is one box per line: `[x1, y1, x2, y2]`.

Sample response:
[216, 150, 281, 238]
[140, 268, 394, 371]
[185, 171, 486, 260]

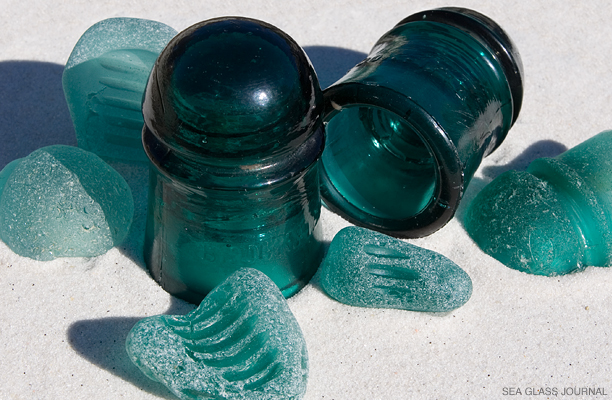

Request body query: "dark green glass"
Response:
[142, 17, 325, 303]
[320, 7, 523, 238]
[466, 130, 612, 276]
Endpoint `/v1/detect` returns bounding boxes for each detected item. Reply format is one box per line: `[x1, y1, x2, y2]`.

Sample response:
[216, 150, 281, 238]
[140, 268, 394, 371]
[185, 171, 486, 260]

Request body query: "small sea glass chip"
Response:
[0, 145, 133, 260]
[126, 268, 309, 400]
[319, 226, 472, 312]
[62, 17, 177, 162]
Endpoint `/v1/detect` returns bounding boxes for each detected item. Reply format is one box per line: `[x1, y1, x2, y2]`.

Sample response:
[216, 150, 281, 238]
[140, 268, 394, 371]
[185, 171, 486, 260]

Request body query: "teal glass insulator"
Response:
[320, 7, 523, 238]
[142, 17, 325, 303]
[466, 130, 612, 276]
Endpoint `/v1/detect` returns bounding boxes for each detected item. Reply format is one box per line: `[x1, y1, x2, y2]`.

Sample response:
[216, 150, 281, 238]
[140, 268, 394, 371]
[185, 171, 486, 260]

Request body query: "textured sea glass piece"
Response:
[0, 145, 133, 260]
[465, 171, 583, 275]
[466, 130, 612, 276]
[319, 226, 472, 312]
[126, 268, 308, 400]
[63, 17, 177, 162]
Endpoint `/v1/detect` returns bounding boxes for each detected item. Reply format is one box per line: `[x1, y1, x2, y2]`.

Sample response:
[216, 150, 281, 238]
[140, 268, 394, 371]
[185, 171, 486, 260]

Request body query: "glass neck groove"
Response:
[528, 157, 612, 267]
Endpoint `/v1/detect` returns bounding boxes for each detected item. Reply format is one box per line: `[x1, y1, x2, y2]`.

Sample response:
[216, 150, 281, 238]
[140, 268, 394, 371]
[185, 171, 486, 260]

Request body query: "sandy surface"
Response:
[2, 1, 612, 399]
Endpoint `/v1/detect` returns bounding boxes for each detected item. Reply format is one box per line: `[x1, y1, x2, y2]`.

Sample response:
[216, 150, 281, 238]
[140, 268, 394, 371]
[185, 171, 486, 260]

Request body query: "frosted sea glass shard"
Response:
[0, 145, 133, 261]
[320, 226, 472, 312]
[465, 130, 612, 276]
[126, 268, 309, 400]
[465, 170, 583, 276]
[63, 18, 177, 163]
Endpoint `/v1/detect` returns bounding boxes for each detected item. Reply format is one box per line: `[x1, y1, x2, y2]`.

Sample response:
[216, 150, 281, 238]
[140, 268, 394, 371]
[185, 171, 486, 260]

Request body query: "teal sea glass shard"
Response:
[466, 130, 612, 276]
[319, 226, 473, 312]
[126, 268, 308, 400]
[63, 18, 177, 163]
[0, 145, 133, 261]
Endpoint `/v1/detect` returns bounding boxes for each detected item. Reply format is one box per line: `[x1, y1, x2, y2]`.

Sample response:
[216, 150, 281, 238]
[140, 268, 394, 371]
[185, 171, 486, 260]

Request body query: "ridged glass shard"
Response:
[320, 226, 472, 312]
[0, 145, 133, 260]
[62, 17, 177, 163]
[126, 268, 309, 400]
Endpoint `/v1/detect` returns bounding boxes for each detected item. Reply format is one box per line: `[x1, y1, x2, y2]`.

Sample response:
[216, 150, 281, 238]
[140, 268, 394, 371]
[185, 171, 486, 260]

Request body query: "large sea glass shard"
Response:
[0, 145, 133, 261]
[126, 268, 309, 400]
[466, 130, 612, 276]
[320, 226, 472, 312]
[63, 18, 177, 163]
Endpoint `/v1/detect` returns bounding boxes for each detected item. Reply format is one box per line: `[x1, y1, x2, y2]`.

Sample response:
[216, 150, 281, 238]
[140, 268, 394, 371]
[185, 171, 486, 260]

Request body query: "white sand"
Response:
[2, 1, 612, 399]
